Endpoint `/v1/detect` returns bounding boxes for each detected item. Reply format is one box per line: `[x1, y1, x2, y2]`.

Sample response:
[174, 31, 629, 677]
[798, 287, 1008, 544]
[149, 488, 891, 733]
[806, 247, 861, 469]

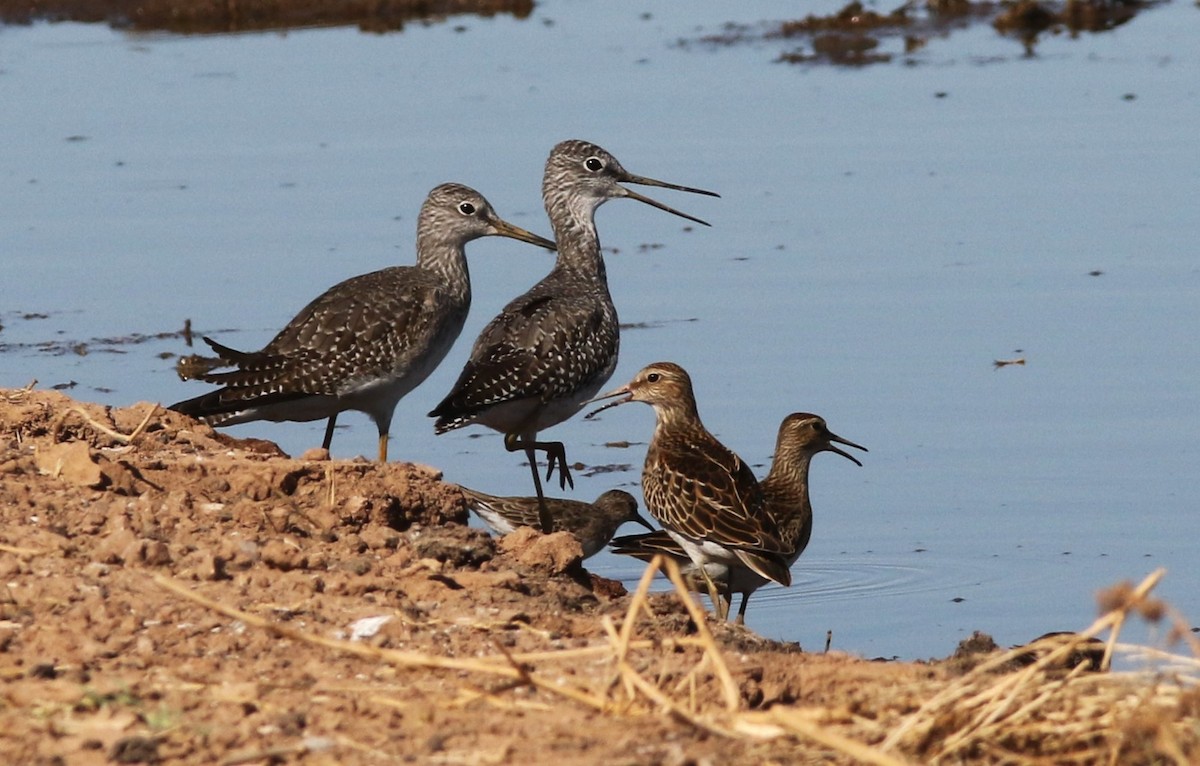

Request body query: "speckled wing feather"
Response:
[644, 434, 791, 585]
[461, 487, 644, 559]
[609, 529, 685, 561]
[616, 495, 800, 561]
[182, 266, 457, 413]
[461, 487, 550, 532]
[170, 390, 295, 424]
[429, 279, 617, 431]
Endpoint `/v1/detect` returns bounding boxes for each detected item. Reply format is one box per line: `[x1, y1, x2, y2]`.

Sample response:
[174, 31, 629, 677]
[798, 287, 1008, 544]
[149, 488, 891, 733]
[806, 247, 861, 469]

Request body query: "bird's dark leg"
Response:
[542, 440, 574, 490]
[526, 444, 553, 534]
[735, 593, 751, 625]
[322, 414, 338, 452]
[504, 433, 555, 533]
[504, 435, 575, 491]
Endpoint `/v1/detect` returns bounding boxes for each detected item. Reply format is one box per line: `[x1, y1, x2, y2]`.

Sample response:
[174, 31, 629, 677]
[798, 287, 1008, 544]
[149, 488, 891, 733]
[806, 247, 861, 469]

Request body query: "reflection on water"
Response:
[3, 0, 1198, 660]
[681, 0, 1167, 66]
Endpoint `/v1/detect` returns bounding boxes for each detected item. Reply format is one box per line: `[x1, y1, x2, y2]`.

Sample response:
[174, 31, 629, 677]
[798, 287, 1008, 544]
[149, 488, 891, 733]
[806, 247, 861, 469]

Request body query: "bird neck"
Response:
[763, 452, 814, 511]
[650, 399, 705, 442]
[763, 452, 814, 554]
[545, 191, 607, 281]
[415, 231, 471, 298]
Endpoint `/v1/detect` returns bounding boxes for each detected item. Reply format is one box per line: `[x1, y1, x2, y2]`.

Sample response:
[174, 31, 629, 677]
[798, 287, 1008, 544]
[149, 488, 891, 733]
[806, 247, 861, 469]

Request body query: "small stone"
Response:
[142, 540, 172, 566]
[36, 442, 104, 488]
[110, 735, 159, 764]
[261, 539, 305, 571]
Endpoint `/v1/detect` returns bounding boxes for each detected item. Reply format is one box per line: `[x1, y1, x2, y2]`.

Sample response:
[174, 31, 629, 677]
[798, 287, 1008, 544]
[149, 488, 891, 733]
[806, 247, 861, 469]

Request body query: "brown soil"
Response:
[2, 387, 1197, 765]
[0, 0, 534, 34]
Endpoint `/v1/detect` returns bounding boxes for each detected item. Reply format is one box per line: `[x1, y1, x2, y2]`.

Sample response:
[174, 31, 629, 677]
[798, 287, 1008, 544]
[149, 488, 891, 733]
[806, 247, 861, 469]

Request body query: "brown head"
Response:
[593, 489, 656, 532]
[584, 361, 700, 427]
[774, 413, 868, 467]
[543, 140, 718, 229]
[417, 183, 557, 255]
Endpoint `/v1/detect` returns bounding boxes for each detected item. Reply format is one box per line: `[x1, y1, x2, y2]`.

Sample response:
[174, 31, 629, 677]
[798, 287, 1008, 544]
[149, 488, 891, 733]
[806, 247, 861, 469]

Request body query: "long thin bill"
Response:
[583, 393, 631, 420]
[491, 218, 558, 250]
[826, 433, 868, 466]
[625, 172, 721, 199]
[632, 512, 657, 532]
[620, 172, 720, 227]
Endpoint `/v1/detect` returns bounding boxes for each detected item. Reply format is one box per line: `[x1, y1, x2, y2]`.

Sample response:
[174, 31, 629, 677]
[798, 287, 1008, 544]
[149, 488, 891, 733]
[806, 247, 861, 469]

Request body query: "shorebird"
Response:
[460, 486, 654, 559]
[611, 412, 866, 623]
[170, 183, 555, 462]
[429, 141, 717, 532]
[585, 361, 791, 619]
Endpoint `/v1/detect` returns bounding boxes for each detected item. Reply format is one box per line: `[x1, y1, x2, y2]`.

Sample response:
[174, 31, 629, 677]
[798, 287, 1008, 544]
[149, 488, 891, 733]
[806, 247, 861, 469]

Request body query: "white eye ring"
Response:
[458, 202, 477, 215]
[584, 156, 604, 172]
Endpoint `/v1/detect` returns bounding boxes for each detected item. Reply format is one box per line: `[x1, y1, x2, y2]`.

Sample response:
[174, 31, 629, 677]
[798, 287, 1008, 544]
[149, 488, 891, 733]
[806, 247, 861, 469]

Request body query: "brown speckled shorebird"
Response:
[585, 361, 791, 619]
[460, 486, 654, 559]
[429, 141, 717, 532]
[169, 184, 555, 462]
[611, 412, 866, 623]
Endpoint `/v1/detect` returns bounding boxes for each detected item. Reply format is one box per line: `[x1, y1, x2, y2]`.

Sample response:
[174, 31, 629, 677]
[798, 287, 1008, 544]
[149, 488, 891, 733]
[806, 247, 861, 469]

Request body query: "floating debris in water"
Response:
[679, 0, 1168, 67]
[993, 357, 1026, 370]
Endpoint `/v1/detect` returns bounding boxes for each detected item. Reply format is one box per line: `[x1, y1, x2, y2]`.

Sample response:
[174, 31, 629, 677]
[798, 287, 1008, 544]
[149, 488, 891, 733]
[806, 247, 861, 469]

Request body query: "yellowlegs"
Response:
[611, 412, 866, 623]
[170, 183, 555, 462]
[585, 361, 791, 619]
[429, 141, 717, 532]
[460, 486, 653, 559]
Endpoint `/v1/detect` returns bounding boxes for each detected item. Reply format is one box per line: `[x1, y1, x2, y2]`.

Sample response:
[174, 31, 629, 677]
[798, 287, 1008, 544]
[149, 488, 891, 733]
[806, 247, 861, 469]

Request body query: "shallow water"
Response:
[3, 0, 1198, 660]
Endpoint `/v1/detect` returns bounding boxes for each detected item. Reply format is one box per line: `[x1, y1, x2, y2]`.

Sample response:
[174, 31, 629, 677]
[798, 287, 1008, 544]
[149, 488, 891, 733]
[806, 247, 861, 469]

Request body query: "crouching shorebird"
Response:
[429, 141, 717, 532]
[611, 412, 866, 623]
[170, 184, 555, 462]
[459, 486, 654, 559]
[585, 361, 792, 620]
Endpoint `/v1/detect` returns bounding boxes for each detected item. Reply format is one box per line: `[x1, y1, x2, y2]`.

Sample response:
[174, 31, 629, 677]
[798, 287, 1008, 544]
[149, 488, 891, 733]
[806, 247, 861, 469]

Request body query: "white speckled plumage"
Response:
[430, 141, 717, 530]
[170, 183, 555, 461]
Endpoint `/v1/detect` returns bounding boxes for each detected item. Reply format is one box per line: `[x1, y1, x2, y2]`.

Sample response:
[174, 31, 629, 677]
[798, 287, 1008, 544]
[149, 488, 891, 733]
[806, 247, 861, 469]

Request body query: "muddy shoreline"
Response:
[1, 387, 1196, 764]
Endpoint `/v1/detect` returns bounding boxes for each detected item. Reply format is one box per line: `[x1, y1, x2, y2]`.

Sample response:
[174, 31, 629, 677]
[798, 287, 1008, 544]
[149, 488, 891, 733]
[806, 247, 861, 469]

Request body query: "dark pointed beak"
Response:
[489, 216, 558, 251]
[631, 511, 656, 532]
[824, 431, 868, 467]
[617, 171, 720, 227]
[583, 383, 634, 419]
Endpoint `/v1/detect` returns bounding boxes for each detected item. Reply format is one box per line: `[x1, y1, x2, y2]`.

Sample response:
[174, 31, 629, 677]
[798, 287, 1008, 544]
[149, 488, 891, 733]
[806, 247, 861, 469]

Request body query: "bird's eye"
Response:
[458, 202, 477, 216]
[584, 157, 604, 172]
[646, 372, 660, 383]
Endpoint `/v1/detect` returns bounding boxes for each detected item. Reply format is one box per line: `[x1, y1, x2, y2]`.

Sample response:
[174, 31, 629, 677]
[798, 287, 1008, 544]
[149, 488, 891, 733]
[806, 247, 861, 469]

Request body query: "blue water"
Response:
[2, 0, 1198, 660]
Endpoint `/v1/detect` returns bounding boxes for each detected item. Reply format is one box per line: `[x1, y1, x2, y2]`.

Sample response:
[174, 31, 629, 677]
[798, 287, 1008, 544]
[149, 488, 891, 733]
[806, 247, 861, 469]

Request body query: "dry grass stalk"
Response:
[51, 403, 158, 445]
[0, 542, 50, 558]
[764, 708, 917, 766]
[878, 567, 1199, 764]
[1114, 643, 1200, 682]
[660, 556, 740, 712]
[2, 380, 39, 403]
[606, 551, 662, 704]
[154, 563, 1200, 766]
[153, 569, 718, 721]
[155, 574, 533, 681]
